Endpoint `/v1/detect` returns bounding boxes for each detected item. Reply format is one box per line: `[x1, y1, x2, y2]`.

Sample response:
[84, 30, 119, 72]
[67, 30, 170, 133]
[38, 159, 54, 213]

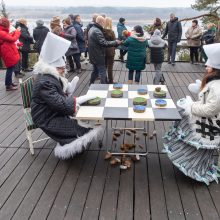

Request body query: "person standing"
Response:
[33, 20, 50, 54]
[61, 18, 80, 74]
[72, 15, 85, 73]
[88, 16, 119, 84]
[103, 17, 116, 84]
[123, 25, 148, 84]
[117, 17, 127, 62]
[148, 18, 164, 36]
[0, 17, 21, 91]
[17, 18, 33, 72]
[148, 29, 166, 84]
[162, 13, 182, 66]
[185, 20, 202, 64]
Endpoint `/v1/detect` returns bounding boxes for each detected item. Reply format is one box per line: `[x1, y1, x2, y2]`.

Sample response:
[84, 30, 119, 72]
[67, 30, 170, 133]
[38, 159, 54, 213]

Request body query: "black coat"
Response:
[18, 23, 33, 52]
[33, 25, 50, 53]
[162, 17, 182, 42]
[72, 21, 86, 53]
[88, 23, 117, 65]
[31, 74, 90, 145]
[150, 47, 164, 64]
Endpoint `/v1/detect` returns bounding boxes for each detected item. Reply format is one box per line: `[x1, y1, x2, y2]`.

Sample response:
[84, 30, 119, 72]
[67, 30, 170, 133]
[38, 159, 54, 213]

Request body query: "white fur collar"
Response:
[34, 59, 69, 92]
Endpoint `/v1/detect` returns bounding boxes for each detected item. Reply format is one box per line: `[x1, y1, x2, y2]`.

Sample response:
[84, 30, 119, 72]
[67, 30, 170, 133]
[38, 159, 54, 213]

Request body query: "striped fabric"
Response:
[20, 77, 37, 131]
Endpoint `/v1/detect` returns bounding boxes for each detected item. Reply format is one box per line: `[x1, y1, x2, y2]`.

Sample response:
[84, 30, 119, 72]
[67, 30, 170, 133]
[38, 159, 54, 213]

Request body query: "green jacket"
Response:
[123, 36, 148, 71]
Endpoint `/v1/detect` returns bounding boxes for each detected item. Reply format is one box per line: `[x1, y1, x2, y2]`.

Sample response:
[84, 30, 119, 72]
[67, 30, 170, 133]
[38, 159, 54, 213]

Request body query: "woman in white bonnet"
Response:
[163, 43, 220, 185]
[31, 32, 102, 160]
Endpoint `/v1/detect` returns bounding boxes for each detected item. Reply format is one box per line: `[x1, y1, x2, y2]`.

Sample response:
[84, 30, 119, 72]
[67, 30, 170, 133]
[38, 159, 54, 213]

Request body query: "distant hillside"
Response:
[8, 6, 200, 23]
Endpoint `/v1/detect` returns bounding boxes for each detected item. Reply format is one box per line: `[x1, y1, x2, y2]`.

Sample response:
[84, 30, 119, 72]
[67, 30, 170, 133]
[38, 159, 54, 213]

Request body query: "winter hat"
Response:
[36, 19, 44, 26]
[119, 17, 125, 23]
[40, 32, 71, 67]
[0, 17, 10, 28]
[151, 29, 163, 45]
[18, 18, 27, 26]
[204, 43, 220, 70]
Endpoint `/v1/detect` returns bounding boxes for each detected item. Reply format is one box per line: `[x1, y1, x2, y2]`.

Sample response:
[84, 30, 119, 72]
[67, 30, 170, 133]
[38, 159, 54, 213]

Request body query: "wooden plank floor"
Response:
[0, 62, 220, 220]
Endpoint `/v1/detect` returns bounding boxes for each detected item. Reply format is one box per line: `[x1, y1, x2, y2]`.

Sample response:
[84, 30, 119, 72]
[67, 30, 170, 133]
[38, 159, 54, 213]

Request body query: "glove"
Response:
[188, 79, 201, 94]
[177, 96, 193, 115]
[66, 76, 79, 95]
[76, 95, 97, 105]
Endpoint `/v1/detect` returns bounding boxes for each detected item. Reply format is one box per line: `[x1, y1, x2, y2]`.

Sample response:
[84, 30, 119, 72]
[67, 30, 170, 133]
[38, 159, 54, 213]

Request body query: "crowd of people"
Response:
[0, 12, 220, 184]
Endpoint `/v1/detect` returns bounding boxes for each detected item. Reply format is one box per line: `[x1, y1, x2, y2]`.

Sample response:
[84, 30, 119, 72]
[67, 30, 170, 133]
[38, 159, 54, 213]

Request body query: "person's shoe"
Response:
[76, 69, 82, 74]
[67, 69, 75, 73]
[190, 61, 194, 64]
[12, 82, 18, 86]
[128, 80, 133, 84]
[168, 61, 171, 64]
[15, 73, 24, 78]
[160, 81, 165, 85]
[6, 85, 18, 91]
[171, 62, 175, 66]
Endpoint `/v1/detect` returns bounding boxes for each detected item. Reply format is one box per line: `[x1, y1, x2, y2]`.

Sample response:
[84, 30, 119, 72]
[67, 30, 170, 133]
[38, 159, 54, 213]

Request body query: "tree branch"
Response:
[179, 13, 220, 22]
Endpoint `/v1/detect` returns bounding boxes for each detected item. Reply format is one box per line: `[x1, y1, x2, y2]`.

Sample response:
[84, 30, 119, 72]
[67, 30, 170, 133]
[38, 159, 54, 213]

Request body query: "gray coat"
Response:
[88, 23, 117, 65]
[162, 17, 182, 42]
[63, 25, 80, 56]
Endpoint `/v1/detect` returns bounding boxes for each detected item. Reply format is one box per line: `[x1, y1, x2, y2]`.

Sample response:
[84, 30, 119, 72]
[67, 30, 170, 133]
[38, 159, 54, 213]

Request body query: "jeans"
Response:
[190, 47, 199, 63]
[90, 64, 107, 84]
[128, 70, 141, 83]
[14, 60, 21, 75]
[105, 56, 114, 83]
[21, 51, 29, 70]
[5, 65, 15, 86]
[153, 63, 165, 85]
[168, 42, 177, 63]
[67, 53, 81, 70]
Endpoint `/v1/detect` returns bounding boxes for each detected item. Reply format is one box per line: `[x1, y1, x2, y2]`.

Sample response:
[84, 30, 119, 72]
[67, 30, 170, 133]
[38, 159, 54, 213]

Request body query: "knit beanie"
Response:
[0, 17, 10, 28]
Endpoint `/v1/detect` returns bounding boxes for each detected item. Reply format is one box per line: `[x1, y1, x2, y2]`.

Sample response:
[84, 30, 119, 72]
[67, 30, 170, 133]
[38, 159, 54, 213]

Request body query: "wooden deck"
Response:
[0, 62, 220, 220]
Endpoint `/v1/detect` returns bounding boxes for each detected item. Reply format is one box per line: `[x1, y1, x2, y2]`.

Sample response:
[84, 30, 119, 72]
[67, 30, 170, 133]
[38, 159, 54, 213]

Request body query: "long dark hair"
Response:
[134, 25, 144, 37]
[201, 68, 220, 89]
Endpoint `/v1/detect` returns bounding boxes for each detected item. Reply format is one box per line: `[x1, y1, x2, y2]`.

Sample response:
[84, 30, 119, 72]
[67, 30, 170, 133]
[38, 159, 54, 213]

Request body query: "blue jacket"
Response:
[117, 22, 127, 40]
[72, 21, 85, 53]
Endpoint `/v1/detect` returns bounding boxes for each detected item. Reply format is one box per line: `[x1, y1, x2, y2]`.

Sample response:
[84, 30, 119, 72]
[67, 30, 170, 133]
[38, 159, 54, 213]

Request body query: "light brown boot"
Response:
[134, 81, 139, 85]
[128, 80, 133, 84]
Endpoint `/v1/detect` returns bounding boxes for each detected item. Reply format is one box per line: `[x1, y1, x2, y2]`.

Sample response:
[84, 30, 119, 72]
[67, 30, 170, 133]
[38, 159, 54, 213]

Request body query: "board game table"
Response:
[76, 84, 181, 156]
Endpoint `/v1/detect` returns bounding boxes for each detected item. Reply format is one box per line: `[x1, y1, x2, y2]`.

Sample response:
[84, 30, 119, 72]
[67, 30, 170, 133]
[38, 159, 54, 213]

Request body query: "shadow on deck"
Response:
[0, 62, 219, 220]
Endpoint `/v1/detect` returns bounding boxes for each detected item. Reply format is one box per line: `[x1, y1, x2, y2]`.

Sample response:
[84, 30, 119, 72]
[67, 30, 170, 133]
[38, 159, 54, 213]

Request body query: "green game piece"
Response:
[87, 97, 101, 105]
[111, 90, 123, 98]
[133, 97, 147, 106]
[153, 90, 166, 98]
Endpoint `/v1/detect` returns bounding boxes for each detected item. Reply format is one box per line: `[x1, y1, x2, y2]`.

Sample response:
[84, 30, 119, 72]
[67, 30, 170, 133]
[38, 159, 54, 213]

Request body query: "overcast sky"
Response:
[6, 0, 195, 7]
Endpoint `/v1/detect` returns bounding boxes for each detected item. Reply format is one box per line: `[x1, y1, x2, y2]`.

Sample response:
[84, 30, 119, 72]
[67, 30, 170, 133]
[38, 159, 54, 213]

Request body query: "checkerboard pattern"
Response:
[76, 84, 181, 121]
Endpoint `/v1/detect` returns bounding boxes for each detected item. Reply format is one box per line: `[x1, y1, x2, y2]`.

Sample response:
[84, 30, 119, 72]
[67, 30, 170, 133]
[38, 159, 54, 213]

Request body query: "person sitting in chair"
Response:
[31, 32, 102, 159]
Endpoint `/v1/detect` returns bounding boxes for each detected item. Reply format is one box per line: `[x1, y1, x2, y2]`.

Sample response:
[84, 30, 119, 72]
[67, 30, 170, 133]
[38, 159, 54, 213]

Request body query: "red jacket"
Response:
[0, 26, 20, 67]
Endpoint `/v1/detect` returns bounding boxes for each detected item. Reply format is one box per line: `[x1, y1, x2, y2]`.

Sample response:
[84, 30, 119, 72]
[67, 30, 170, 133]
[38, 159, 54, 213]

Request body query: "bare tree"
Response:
[0, 0, 8, 18]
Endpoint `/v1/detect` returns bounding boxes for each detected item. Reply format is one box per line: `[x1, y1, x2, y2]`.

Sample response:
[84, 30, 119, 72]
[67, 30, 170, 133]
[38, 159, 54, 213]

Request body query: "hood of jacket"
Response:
[117, 22, 125, 28]
[34, 59, 69, 92]
[149, 29, 164, 45]
[130, 32, 146, 42]
[93, 23, 104, 31]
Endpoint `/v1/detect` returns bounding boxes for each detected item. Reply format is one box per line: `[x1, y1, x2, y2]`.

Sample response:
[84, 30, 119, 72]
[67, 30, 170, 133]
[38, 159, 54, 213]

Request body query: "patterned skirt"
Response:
[163, 110, 220, 185]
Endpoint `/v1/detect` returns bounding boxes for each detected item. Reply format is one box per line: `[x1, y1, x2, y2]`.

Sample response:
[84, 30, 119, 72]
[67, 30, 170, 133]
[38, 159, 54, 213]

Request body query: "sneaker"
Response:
[6, 85, 18, 91]
[171, 62, 175, 66]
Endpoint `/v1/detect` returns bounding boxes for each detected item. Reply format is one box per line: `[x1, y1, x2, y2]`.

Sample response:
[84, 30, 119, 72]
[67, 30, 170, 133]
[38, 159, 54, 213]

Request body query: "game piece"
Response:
[111, 89, 123, 98]
[153, 87, 166, 98]
[87, 97, 101, 105]
[133, 97, 147, 106]
[133, 105, 146, 113]
[155, 99, 167, 107]
[137, 88, 148, 95]
[113, 83, 123, 89]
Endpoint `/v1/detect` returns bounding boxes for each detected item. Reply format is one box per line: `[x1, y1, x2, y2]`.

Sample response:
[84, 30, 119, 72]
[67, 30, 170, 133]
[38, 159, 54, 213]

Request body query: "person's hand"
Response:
[16, 27, 21, 31]
[66, 76, 79, 95]
[76, 95, 97, 105]
[188, 79, 201, 94]
[116, 40, 122, 45]
[177, 96, 193, 115]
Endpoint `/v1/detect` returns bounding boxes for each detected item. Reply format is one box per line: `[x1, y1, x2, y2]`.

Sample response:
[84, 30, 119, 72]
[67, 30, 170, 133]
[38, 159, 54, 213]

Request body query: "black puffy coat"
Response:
[18, 23, 33, 52]
[31, 73, 90, 145]
[72, 21, 86, 53]
[88, 23, 117, 65]
[33, 25, 50, 53]
[162, 17, 182, 42]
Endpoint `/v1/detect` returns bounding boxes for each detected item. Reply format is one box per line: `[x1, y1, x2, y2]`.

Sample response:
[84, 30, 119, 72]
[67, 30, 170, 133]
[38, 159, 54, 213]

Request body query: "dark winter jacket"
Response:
[202, 29, 216, 45]
[123, 35, 148, 71]
[62, 25, 80, 56]
[0, 26, 20, 67]
[162, 17, 182, 42]
[103, 28, 116, 57]
[88, 23, 118, 65]
[33, 25, 49, 53]
[31, 71, 89, 145]
[148, 30, 166, 64]
[17, 23, 33, 52]
[72, 21, 85, 52]
[85, 22, 95, 41]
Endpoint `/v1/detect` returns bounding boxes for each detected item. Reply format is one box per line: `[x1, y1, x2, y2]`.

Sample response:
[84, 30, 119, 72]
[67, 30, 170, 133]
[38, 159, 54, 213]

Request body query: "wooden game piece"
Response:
[155, 99, 167, 107]
[133, 105, 146, 113]
[153, 89, 167, 98]
[113, 83, 123, 90]
[133, 97, 147, 106]
[87, 97, 101, 105]
[137, 88, 148, 95]
[111, 89, 123, 98]
[104, 152, 112, 160]
[155, 87, 161, 92]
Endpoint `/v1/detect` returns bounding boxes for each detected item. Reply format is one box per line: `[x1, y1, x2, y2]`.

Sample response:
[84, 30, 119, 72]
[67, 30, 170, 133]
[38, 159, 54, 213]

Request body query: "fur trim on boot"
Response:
[54, 125, 104, 159]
